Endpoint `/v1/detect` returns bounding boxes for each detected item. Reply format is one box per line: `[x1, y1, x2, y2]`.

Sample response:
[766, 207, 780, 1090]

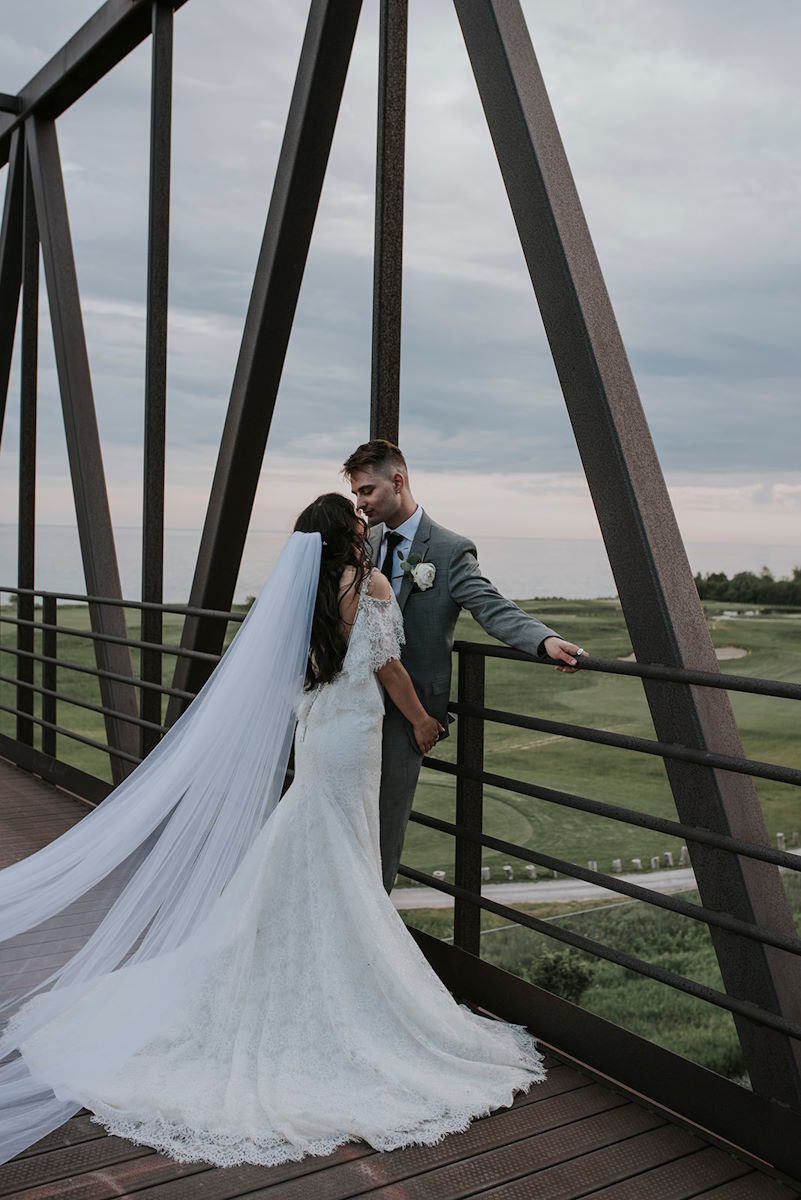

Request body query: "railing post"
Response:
[453, 649, 485, 955]
[370, 0, 407, 443]
[16, 147, 38, 747]
[140, 0, 173, 761]
[41, 594, 56, 759]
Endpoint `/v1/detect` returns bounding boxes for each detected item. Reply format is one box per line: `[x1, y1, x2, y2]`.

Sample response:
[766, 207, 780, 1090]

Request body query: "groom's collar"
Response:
[369, 507, 430, 552]
[391, 503, 423, 543]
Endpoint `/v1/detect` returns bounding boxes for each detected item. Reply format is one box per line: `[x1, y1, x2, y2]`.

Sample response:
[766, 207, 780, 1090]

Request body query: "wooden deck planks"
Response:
[2, 757, 800, 1200]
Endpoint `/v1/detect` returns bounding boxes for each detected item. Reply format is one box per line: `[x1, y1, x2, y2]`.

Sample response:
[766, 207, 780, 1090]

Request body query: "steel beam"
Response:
[16, 151, 38, 746]
[453, 0, 801, 1109]
[25, 116, 139, 783]
[0, 130, 24, 445]
[453, 652, 484, 955]
[140, 0, 173, 759]
[0, 0, 190, 169]
[370, 0, 407, 443]
[166, 0, 363, 720]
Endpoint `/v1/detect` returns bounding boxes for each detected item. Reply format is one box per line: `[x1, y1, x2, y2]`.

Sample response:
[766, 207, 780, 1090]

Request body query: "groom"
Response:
[343, 439, 585, 894]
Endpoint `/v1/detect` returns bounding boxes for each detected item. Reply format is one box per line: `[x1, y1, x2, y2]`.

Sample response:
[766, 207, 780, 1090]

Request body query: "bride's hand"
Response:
[414, 714, 445, 755]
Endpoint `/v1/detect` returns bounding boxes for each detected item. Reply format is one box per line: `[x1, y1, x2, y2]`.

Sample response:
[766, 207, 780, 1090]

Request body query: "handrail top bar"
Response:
[453, 640, 801, 701]
[0, 584, 245, 623]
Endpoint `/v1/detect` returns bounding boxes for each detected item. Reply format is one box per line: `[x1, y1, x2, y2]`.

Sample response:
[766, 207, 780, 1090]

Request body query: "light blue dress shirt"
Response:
[376, 505, 423, 598]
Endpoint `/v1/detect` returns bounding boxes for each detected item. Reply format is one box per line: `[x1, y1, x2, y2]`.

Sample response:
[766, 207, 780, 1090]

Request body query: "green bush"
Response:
[521, 946, 594, 1004]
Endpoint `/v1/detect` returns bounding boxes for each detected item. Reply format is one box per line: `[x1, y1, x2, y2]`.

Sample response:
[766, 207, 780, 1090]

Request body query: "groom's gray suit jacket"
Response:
[369, 509, 560, 891]
[369, 509, 560, 746]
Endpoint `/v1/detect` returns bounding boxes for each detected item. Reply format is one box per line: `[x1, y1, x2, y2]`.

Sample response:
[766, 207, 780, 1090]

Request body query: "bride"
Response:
[0, 493, 545, 1169]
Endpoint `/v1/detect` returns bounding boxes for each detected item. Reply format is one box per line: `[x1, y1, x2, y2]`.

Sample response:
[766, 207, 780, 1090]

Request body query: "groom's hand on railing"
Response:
[542, 637, 588, 674]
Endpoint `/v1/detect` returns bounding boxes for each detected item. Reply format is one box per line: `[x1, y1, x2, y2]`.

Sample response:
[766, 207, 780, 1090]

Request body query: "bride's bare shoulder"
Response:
[365, 569, 392, 600]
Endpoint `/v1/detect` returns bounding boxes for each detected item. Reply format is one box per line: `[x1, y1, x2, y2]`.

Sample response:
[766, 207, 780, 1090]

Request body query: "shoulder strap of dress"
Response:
[360, 568, 374, 596]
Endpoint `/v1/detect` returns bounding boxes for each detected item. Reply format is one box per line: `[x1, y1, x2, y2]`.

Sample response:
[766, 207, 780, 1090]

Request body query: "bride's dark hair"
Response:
[294, 492, 372, 688]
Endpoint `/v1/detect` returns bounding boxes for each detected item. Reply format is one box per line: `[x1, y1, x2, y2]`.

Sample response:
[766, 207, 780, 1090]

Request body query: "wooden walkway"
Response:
[1, 756, 799, 1200]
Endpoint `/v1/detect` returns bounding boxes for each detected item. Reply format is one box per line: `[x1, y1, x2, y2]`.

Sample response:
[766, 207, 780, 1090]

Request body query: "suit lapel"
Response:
[368, 522, 383, 567]
[398, 509, 432, 613]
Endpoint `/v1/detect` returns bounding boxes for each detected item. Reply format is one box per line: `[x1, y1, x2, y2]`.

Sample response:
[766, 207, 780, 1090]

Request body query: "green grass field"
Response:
[404, 597, 800, 884]
[1, 596, 797, 879]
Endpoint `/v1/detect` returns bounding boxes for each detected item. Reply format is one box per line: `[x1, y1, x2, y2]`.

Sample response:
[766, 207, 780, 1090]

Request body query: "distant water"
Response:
[0, 524, 798, 604]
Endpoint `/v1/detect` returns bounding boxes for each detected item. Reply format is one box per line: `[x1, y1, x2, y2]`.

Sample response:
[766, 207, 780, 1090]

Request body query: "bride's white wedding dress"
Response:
[6, 569, 545, 1168]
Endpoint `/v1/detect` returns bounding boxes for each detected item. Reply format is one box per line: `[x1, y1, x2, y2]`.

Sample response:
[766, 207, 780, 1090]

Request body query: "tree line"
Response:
[694, 566, 801, 606]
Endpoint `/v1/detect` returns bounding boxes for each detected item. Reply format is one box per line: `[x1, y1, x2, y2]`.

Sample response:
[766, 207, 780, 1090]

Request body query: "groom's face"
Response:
[349, 467, 402, 528]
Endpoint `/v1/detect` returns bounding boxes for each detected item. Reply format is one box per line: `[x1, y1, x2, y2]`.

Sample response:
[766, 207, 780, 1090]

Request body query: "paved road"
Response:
[391, 847, 800, 909]
[391, 865, 698, 909]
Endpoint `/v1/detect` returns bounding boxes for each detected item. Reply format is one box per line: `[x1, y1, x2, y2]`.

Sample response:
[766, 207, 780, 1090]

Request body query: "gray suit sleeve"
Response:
[448, 539, 561, 657]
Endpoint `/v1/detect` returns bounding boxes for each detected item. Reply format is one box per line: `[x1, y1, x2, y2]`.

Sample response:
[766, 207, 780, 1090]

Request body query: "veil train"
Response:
[0, 531, 322, 1164]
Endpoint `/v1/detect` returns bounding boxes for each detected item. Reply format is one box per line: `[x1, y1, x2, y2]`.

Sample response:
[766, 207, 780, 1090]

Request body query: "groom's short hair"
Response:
[342, 439, 408, 481]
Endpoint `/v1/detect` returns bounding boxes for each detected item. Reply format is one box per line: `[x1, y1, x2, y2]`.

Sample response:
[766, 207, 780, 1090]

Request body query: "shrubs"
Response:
[694, 566, 801, 606]
[518, 946, 595, 1004]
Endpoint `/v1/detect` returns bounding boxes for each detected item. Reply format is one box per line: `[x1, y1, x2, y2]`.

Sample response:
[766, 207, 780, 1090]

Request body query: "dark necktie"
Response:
[381, 531, 403, 586]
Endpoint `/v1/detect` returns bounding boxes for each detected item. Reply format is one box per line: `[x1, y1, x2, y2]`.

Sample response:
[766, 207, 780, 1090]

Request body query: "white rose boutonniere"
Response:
[399, 552, 436, 590]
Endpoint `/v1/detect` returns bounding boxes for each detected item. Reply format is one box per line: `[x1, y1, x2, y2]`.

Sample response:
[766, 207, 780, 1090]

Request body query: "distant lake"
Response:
[0, 524, 798, 605]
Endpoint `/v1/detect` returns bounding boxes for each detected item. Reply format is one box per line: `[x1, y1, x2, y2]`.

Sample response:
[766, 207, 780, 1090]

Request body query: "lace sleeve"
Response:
[362, 590, 406, 673]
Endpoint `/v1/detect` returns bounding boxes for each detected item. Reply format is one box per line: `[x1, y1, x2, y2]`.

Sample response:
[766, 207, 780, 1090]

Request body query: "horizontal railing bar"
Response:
[1, 584, 245, 623]
[408, 809, 801, 957]
[421, 757, 801, 873]
[0, 702, 141, 766]
[0, 672, 167, 735]
[0, 613, 222, 664]
[454, 640, 801, 702]
[0, 642, 195, 701]
[449, 701, 801, 788]
[397, 864, 801, 1042]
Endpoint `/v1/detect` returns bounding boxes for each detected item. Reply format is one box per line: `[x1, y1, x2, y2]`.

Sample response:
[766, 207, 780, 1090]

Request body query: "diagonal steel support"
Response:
[0, 130, 24, 447]
[370, 0, 407, 443]
[166, 0, 363, 722]
[453, 0, 801, 1110]
[26, 116, 139, 783]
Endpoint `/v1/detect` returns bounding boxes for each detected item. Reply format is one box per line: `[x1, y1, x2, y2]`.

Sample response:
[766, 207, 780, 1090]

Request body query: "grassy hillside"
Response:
[405, 597, 800, 883]
[0, 597, 797, 880]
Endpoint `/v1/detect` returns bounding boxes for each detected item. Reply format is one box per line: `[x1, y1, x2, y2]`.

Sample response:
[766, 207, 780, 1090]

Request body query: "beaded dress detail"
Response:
[14, 571, 545, 1168]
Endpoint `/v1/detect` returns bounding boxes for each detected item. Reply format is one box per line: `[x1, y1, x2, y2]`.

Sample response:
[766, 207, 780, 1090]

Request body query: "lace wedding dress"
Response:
[8, 570, 545, 1168]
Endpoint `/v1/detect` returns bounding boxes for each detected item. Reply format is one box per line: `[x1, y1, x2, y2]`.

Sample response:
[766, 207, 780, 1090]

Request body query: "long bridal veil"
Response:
[0, 530, 322, 1164]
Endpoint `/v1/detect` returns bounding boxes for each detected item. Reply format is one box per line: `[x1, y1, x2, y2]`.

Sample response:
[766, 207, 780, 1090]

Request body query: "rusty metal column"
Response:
[140, 0, 173, 758]
[454, 0, 801, 1108]
[26, 116, 139, 783]
[16, 150, 38, 746]
[0, 129, 23, 443]
[370, 0, 407, 444]
[453, 650, 485, 955]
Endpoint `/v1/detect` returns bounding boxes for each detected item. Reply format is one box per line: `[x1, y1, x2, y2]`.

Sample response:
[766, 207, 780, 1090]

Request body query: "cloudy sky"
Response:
[0, 0, 799, 554]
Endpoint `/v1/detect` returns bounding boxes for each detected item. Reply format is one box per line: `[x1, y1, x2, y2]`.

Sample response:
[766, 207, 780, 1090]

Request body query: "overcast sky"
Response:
[0, 0, 798, 550]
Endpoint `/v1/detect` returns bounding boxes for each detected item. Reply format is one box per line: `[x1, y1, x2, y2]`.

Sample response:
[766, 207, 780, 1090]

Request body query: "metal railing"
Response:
[399, 641, 801, 1031]
[0, 585, 245, 795]
[394, 639, 801, 1172]
[2, 590, 801, 1171]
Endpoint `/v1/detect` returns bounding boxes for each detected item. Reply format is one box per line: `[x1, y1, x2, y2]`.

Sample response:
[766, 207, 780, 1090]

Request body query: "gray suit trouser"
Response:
[379, 698, 425, 894]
